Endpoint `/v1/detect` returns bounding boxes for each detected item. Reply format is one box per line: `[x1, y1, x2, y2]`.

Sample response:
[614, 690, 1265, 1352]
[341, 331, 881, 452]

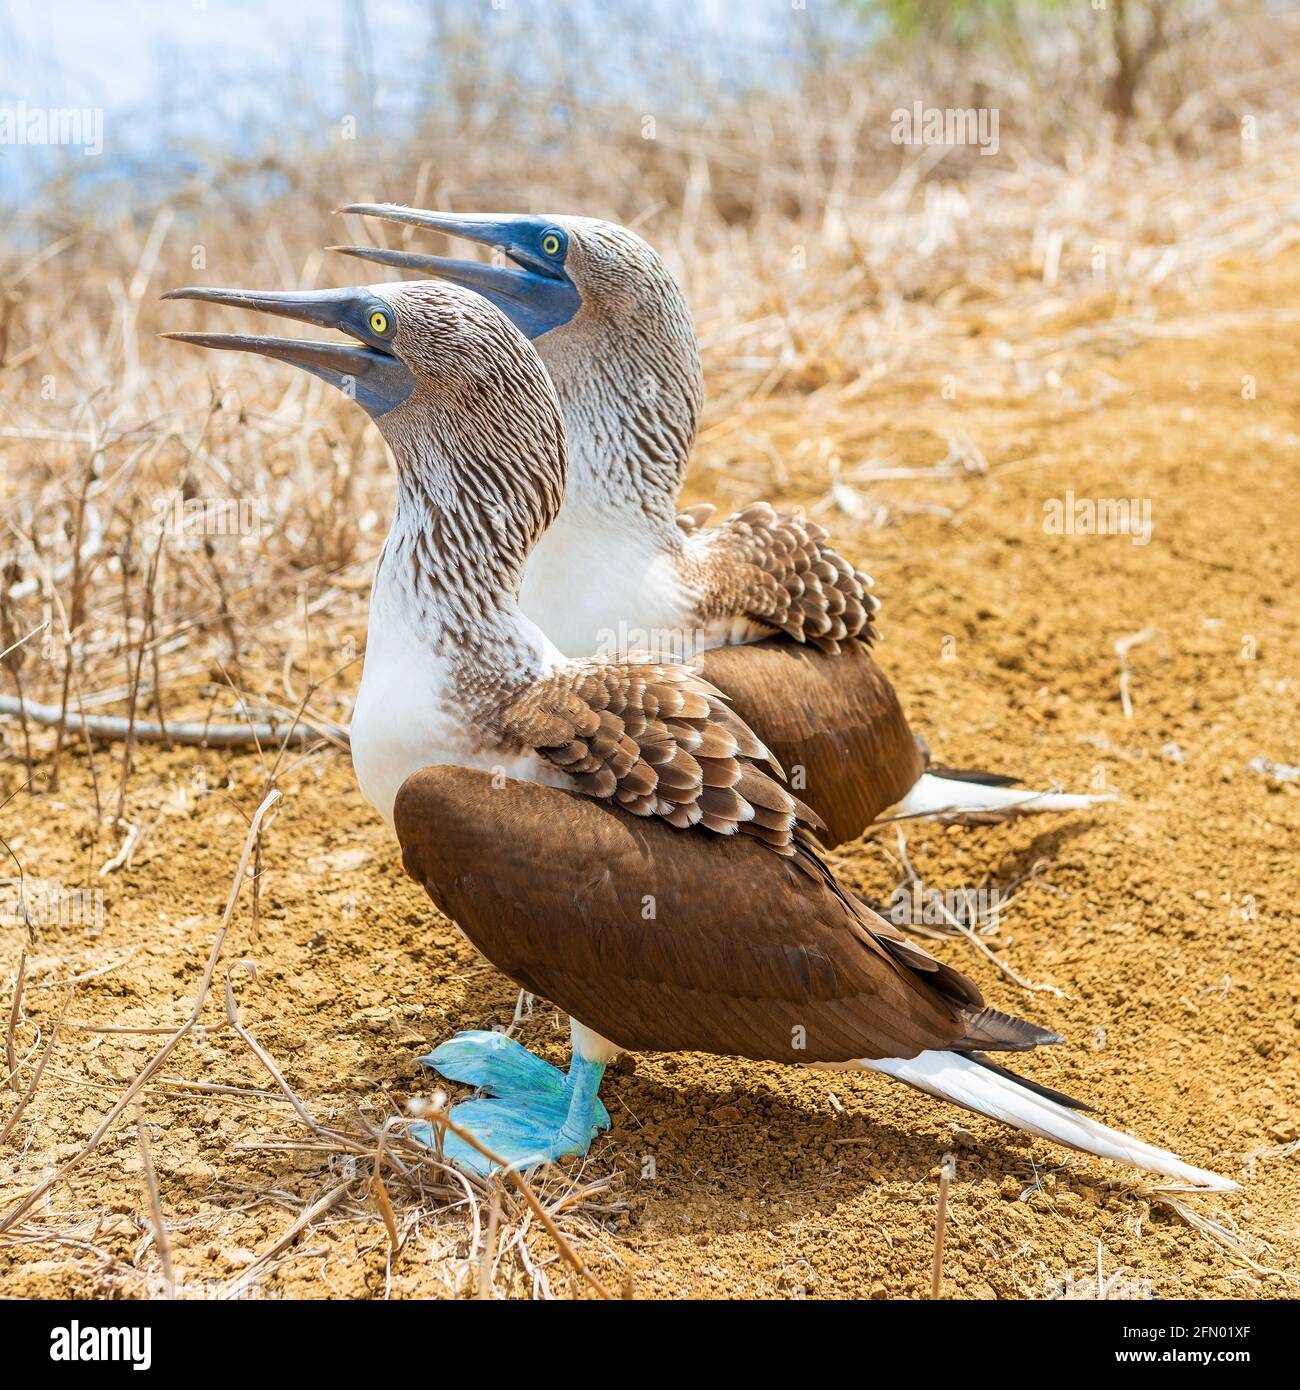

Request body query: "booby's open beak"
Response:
[160, 285, 415, 419]
[330, 205, 581, 340]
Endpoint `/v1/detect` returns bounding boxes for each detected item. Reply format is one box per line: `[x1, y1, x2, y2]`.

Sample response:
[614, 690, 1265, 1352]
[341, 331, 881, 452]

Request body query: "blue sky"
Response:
[0, 0, 864, 195]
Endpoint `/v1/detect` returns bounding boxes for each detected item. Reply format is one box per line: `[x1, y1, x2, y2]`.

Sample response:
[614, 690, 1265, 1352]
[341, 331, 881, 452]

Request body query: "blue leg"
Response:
[418, 1029, 610, 1129]
[412, 1031, 609, 1175]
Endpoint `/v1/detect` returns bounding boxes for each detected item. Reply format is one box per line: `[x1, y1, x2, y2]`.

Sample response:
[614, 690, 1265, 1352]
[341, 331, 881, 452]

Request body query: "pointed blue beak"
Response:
[161, 285, 416, 418]
[331, 205, 581, 340]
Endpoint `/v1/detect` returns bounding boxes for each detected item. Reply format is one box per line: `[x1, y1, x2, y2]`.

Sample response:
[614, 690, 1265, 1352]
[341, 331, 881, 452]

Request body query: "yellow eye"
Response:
[368, 309, 390, 335]
[541, 232, 562, 257]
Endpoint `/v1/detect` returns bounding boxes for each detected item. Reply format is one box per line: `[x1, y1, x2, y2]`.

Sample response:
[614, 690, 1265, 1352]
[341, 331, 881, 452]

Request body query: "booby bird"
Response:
[160, 276, 1231, 1192]
[329, 207, 1109, 845]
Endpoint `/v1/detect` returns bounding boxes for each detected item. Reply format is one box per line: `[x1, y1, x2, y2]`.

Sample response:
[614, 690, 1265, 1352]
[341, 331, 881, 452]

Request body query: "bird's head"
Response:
[162, 281, 417, 420]
[330, 208, 702, 521]
[328, 208, 597, 341]
[330, 207, 696, 355]
[162, 278, 567, 558]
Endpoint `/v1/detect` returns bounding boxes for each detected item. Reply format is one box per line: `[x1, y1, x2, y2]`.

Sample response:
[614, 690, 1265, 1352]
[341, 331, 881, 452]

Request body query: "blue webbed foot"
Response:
[412, 1032, 609, 1175]
[419, 1029, 609, 1130]
[412, 1094, 591, 1175]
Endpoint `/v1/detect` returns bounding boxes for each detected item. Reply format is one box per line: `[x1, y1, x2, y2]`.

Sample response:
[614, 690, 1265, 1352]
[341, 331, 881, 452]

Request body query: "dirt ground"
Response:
[2, 247, 1297, 1301]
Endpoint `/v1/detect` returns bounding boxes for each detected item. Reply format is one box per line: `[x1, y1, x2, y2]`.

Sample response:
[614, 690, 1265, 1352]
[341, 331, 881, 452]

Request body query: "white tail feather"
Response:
[862, 1051, 1235, 1191]
[894, 771, 1114, 820]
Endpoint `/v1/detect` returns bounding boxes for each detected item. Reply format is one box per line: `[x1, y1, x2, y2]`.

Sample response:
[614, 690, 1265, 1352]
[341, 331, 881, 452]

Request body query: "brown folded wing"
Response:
[396, 766, 990, 1064]
[699, 640, 924, 848]
[488, 655, 824, 854]
[684, 502, 877, 652]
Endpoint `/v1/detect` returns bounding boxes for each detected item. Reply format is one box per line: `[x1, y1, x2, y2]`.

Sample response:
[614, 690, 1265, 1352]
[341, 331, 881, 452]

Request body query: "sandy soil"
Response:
[2, 249, 1297, 1301]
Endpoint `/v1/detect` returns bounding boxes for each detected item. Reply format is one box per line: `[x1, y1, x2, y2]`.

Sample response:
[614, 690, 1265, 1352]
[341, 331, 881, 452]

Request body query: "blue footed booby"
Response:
[330, 208, 1110, 846]
[161, 277, 1230, 1190]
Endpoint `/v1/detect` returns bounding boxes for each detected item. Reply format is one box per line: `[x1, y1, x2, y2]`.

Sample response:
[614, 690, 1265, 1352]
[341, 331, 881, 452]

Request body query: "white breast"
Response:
[350, 582, 567, 827]
[519, 508, 696, 659]
[350, 625, 448, 828]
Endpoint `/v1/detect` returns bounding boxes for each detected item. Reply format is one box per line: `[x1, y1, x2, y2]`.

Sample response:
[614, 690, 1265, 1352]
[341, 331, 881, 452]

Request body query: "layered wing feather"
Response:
[699, 639, 925, 847]
[681, 501, 877, 653]
[488, 655, 822, 854]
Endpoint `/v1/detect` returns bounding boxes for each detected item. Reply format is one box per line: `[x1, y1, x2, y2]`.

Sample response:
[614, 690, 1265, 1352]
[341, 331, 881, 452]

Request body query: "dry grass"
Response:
[0, 782, 626, 1298]
[3, 9, 1297, 768]
[3, 6, 1299, 1298]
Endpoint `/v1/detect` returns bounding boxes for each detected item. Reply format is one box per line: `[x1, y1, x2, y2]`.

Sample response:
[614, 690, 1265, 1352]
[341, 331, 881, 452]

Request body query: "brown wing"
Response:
[699, 640, 924, 848]
[487, 656, 820, 855]
[675, 502, 716, 534]
[685, 502, 877, 652]
[395, 767, 1052, 1064]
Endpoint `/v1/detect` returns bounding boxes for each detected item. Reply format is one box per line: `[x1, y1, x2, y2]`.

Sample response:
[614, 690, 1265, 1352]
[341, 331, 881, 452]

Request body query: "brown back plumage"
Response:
[394, 766, 1054, 1065]
[698, 639, 924, 848]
